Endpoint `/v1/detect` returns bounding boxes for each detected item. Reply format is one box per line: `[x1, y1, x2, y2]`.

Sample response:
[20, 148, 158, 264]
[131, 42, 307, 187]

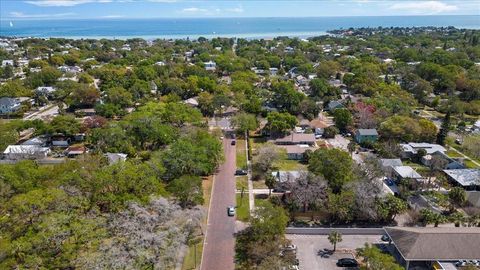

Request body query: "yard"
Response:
[236, 175, 248, 191]
[274, 159, 307, 171]
[236, 139, 247, 169]
[181, 175, 213, 270]
[236, 193, 250, 222]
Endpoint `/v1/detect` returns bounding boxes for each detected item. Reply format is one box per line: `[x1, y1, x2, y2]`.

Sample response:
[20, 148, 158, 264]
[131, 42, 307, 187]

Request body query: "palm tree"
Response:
[328, 230, 342, 252]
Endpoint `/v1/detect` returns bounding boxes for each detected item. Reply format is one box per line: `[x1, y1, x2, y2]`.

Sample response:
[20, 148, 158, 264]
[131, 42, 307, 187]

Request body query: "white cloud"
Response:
[226, 6, 244, 13]
[24, 0, 111, 7]
[10, 11, 75, 18]
[182, 7, 208, 13]
[390, 1, 458, 14]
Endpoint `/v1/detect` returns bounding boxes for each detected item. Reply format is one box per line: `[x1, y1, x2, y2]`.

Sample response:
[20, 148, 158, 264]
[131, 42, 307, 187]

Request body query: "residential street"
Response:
[201, 138, 236, 270]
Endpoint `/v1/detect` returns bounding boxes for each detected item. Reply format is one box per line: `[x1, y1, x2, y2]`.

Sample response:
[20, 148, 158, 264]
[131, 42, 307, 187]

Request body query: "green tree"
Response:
[265, 111, 297, 135]
[328, 230, 342, 251]
[448, 187, 467, 208]
[168, 175, 203, 208]
[357, 243, 403, 270]
[250, 203, 289, 240]
[308, 148, 353, 193]
[377, 194, 408, 222]
[333, 108, 353, 132]
[436, 111, 450, 146]
[231, 113, 258, 135]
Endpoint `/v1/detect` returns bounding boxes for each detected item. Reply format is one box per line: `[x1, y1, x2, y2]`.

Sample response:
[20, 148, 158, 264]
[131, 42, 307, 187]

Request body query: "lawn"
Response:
[236, 139, 247, 169]
[252, 180, 268, 189]
[181, 176, 213, 270]
[181, 242, 203, 270]
[236, 194, 250, 222]
[464, 159, 479, 169]
[236, 176, 248, 191]
[274, 159, 307, 171]
[446, 149, 462, 158]
[255, 197, 274, 208]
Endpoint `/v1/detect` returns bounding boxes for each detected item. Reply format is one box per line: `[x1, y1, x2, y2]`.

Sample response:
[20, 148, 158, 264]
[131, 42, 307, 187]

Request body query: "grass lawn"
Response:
[181, 176, 213, 270]
[236, 139, 247, 169]
[252, 180, 268, 189]
[236, 194, 250, 222]
[236, 176, 248, 191]
[255, 197, 273, 208]
[274, 159, 307, 171]
[464, 159, 479, 169]
[446, 149, 462, 158]
[181, 242, 203, 270]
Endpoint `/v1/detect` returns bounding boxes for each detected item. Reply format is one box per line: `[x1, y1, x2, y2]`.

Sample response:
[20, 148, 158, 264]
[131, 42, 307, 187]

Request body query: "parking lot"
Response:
[287, 234, 383, 270]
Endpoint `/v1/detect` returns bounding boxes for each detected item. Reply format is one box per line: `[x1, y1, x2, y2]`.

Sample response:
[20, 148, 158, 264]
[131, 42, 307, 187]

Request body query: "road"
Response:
[23, 105, 59, 121]
[201, 138, 236, 270]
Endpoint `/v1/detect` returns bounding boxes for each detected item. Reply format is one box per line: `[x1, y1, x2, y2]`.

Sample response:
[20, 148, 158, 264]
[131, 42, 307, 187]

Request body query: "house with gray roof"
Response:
[400, 142, 447, 158]
[379, 159, 403, 177]
[392, 166, 423, 181]
[443, 169, 480, 191]
[355, 129, 378, 144]
[384, 227, 480, 269]
[327, 100, 344, 112]
[0, 97, 21, 114]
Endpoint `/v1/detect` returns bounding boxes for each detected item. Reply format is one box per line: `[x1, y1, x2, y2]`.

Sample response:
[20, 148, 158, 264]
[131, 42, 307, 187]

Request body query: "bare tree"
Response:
[285, 172, 328, 213]
[252, 143, 284, 180]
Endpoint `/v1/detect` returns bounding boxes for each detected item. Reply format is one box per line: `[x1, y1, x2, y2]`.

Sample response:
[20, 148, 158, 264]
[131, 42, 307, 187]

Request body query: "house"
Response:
[183, 97, 199, 107]
[0, 97, 21, 114]
[204, 61, 216, 71]
[421, 151, 465, 170]
[273, 133, 316, 146]
[271, 170, 302, 183]
[105, 152, 127, 164]
[269, 67, 279, 76]
[355, 129, 378, 144]
[400, 143, 447, 158]
[384, 227, 480, 270]
[327, 100, 344, 112]
[58, 65, 82, 74]
[21, 136, 47, 146]
[1, 60, 14, 67]
[3, 145, 50, 160]
[392, 166, 422, 181]
[75, 108, 96, 116]
[379, 159, 403, 177]
[443, 169, 480, 191]
[65, 145, 87, 158]
[282, 145, 314, 160]
[50, 135, 70, 148]
[35, 86, 56, 96]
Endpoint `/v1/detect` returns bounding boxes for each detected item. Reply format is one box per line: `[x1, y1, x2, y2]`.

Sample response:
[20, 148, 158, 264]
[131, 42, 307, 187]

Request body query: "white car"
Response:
[227, 206, 235, 216]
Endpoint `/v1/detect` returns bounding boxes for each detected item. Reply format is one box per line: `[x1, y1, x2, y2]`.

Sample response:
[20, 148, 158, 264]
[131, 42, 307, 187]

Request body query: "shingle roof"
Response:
[444, 169, 480, 187]
[357, 129, 378, 136]
[385, 227, 480, 261]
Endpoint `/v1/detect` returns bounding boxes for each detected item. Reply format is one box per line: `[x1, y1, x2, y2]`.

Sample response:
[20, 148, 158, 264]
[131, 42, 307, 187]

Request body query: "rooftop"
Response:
[393, 166, 422, 179]
[357, 129, 378, 136]
[443, 169, 480, 187]
[401, 142, 447, 155]
[385, 227, 480, 261]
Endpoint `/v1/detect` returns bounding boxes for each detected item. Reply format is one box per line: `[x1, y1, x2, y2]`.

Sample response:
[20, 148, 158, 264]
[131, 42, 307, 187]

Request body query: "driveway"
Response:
[287, 234, 382, 270]
[201, 138, 236, 270]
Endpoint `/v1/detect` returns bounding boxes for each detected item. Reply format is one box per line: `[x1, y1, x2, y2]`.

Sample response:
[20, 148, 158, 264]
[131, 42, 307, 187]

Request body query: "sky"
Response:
[0, 0, 479, 20]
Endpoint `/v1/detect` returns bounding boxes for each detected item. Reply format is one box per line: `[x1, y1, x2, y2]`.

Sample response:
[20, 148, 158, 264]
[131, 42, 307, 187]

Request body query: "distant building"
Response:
[392, 166, 423, 181]
[355, 129, 378, 144]
[379, 159, 403, 176]
[443, 169, 480, 191]
[204, 61, 216, 71]
[271, 170, 302, 183]
[273, 133, 316, 146]
[327, 100, 344, 112]
[105, 153, 127, 164]
[1, 60, 14, 67]
[384, 227, 480, 270]
[35, 86, 56, 96]
[0, 97, 21, 114]
[400, 143, 447, 158]
[3, 145, 50, 160]
[421, 151, 464, 170]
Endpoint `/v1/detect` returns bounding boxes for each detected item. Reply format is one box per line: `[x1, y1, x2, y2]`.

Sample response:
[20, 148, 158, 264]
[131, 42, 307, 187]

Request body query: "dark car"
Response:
[381, 234, 390, 242]
[235, 169, 247, 175]
[231, 140, 236, 145]
[385, 179, 395, 186]
[336, 258, 358, 267]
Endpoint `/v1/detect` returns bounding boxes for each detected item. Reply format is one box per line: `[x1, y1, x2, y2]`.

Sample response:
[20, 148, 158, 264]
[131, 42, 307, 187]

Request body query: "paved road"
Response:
[201, 138, 236, 270]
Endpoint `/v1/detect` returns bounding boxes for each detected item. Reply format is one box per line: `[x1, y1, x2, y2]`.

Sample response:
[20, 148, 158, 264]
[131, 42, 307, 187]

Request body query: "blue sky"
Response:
[1, 0, 479, 20]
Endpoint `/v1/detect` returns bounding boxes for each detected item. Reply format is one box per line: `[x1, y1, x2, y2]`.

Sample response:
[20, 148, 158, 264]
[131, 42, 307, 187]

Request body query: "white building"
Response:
[3, 145, 50, 160]
[204, 61, 216, 71]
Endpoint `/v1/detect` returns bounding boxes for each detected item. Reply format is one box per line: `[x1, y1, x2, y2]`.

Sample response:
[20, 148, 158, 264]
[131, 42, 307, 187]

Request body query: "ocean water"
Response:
[0, 15, 479, 40]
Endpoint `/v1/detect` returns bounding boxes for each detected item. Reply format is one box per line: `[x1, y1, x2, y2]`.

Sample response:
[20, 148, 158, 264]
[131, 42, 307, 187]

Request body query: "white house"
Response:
[400, 142, 447, 158]
[3, 145, 50, 160]
[36, 86, 56, 96]
[204, 61, 216, 71]
[1, 60, 14, 67]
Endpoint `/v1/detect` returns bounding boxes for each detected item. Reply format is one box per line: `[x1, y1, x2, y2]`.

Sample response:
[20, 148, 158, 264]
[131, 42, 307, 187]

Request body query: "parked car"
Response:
[336, 258, 358, 267]
[227, 206, 235, 216]
[231, 140, 236, 145]
[385, 179, 395, 186]
[381, 234, 390, 242]
[235, 169, 247, 175]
